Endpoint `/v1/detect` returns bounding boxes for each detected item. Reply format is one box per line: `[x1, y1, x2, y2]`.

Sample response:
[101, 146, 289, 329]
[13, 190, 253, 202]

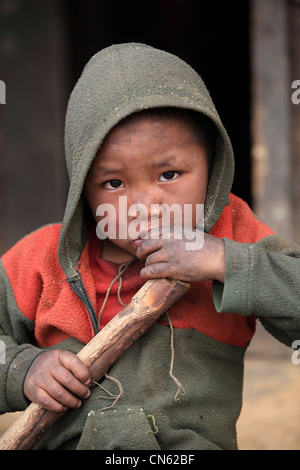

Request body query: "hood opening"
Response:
[59, 43, 234, 280]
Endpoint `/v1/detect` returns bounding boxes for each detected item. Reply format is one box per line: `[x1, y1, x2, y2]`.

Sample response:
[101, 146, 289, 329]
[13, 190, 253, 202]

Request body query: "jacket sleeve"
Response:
[0, 260, 83, 414]
[0, 258, 43, 412]
[213, 234, 300, 346]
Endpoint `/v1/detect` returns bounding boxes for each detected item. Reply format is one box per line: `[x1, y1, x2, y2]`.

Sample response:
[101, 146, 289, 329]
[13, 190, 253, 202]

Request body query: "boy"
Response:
[0, 43, 299, 450]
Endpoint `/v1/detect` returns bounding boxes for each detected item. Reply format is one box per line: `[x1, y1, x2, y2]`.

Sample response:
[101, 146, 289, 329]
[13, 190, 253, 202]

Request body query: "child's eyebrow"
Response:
[93, 166, 122, 176]
[151, 157, 177, 168]
[94, 157, 178, 174]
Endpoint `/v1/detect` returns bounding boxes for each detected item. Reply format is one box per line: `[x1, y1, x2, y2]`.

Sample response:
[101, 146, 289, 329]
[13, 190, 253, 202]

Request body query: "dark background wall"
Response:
[65, 0, 251, 201]
[0, 0, 251, 254]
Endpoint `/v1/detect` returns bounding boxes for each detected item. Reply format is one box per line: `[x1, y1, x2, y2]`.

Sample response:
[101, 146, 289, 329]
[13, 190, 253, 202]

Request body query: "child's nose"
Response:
[129, 186, 163, 210]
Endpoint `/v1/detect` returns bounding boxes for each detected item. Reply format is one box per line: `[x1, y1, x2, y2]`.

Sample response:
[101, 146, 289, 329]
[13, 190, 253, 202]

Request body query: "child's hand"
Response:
[23, 349, 91, 413]
[136, 228, 225, 283]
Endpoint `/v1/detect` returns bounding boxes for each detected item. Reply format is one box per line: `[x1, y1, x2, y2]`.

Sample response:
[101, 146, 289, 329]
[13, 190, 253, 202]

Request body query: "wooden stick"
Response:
[0, 278, 189, 450]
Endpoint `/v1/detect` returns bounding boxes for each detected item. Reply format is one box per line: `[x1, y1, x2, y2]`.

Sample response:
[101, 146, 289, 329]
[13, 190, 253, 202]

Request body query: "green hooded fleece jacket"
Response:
[0, 43, 300, 450]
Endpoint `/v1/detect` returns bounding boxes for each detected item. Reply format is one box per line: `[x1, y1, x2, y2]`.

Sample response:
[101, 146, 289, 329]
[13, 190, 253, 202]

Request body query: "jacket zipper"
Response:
[69, 276, 99, 335]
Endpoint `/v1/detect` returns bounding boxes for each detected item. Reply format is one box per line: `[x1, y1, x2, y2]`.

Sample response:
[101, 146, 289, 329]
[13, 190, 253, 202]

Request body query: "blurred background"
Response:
[0, 0, 300, 450]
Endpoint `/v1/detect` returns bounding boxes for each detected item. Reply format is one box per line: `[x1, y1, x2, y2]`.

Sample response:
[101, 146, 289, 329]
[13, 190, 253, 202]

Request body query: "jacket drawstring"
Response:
[96, 259, 185, 408]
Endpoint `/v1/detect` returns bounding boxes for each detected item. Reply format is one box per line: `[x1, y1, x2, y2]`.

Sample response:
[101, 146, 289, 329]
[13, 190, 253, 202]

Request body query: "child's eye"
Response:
[158, 171, 179, 182]
[103, 179, 124, 189]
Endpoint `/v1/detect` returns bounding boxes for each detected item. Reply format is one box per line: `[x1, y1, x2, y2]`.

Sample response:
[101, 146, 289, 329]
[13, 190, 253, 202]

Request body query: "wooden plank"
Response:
[288, 1, 300, 244]
[0, 0, 68, 254]
[250, 0, 293, 239]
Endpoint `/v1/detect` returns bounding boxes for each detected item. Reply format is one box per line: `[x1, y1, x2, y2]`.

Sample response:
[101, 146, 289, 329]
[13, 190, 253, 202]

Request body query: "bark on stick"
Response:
[0, 278, 189, 450]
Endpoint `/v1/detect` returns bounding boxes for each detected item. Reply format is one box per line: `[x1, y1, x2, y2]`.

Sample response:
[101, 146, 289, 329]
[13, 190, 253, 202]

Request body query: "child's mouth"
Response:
[133, 237, 144, 247]
[132, 226, 150, 247]
[130, 217, 160, 248]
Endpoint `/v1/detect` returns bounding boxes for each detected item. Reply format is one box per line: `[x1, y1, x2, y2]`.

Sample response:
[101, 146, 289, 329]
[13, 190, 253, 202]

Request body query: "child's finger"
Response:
[38, 379, 83, 411]
[135, 238, 163, 261]
[140, 261, 177, 280]
[144, 249, 167, 267]
[52, 364, 91, 400]
[33, 387, 68, 413]
[58, 350, 91, 386]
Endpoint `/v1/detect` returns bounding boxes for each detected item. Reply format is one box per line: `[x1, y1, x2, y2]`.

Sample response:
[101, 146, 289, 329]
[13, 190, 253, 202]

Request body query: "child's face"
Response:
[84, 114, 209, 262]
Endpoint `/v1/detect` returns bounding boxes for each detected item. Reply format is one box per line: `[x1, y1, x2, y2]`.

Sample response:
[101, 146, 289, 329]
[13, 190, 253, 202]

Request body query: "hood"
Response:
[59, 43, 234, 280]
